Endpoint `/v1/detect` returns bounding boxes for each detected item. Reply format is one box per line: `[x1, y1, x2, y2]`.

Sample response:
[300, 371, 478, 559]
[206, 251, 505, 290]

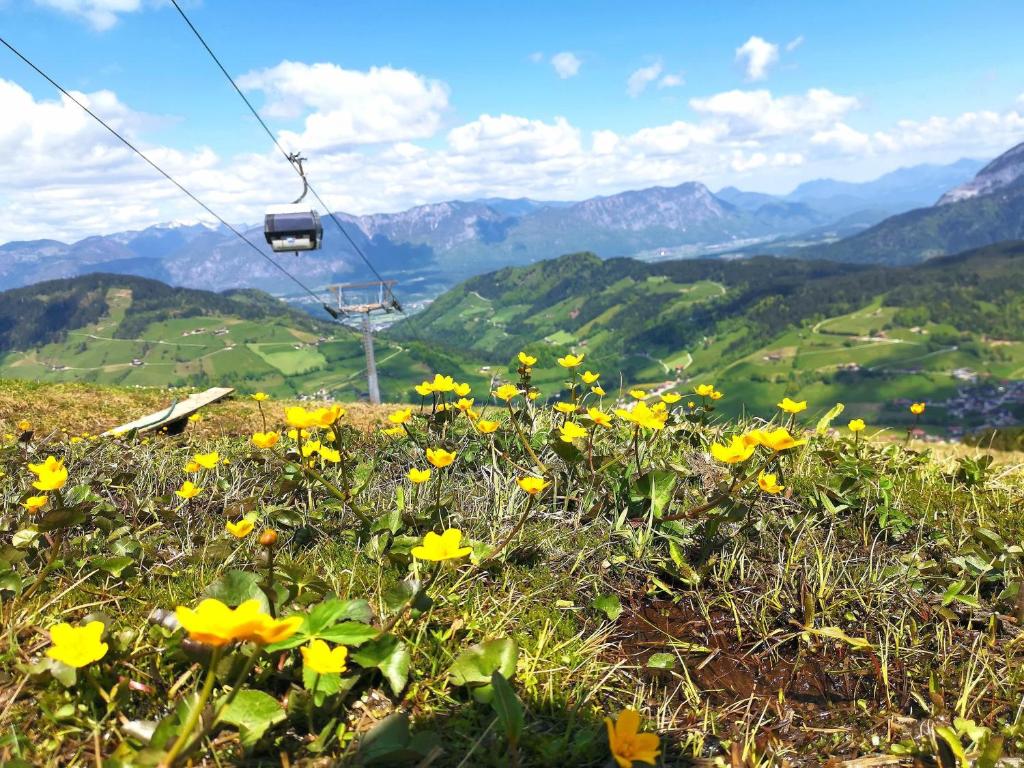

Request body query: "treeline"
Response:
[0, 273, 327, 352]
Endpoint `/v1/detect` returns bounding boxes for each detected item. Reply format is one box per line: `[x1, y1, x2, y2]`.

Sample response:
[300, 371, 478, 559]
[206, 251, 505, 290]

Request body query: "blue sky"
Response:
[1, 0, 1023, 240]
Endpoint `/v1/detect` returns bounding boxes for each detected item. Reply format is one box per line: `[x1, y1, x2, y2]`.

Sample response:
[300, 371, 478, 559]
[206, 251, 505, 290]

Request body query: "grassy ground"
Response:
[1, 375, 1024, 766]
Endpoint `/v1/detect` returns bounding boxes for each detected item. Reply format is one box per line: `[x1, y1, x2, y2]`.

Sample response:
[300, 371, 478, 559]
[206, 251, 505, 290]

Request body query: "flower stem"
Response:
[507, 401, 548, 474]
[160, 647, 221, 768]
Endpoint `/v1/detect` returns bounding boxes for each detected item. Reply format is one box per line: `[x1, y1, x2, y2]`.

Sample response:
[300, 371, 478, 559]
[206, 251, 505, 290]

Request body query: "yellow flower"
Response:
[193, 451, 220, 469]
[559, 421, 588, 442]
[17, 419, 31, 432]
[527, 390, 540, 401]
[557, 353, 584, 368]
[175, 481, 202, 500]
[587, 407, 612, 427]
[553, 402, 578, 414]
[709, 390, 724, 401]
[742, 429, 766, 448]
[694, 384, 716, 397]
[453, 382, 472, 397]
[46, 621, 108, 668]
[660, 392, 682, 404]
[70, 436, 83, 444]
[32, 462, 68, 492]
[301, 639, 349, 675]
[188, 413, 203, 423]
[226, 519, 255, 538]
[252, 431, 280, 449]
[581, 370, 600, 384]
[476, 419, 500, 434]
[415, 382, 433, 397]
[388, 408, 413, 425]
[848, 419, 866, 433]
[411, 528, 472, 561]
[629, 389, 647, 400]
[605, 709, 660, 768]
[22, 495, 48, 513]
[426, 447, 457, 468]
[777, 397, 807, 414]
[251, 392, 269, 402]
[301, 440, 323, 457]
[758, 472, 784, 494]
[429, 373, 456, 393]
[318, 446, 341, 463]
[175, 598, 300, 647]
[184, 460, 201, 473]
[518, 351, 537, 367]
[28, 455, 62, 475]
[408, 467, 432, 483]
[910, 402, 926, 415]
[516, 476, 549, 495]
[591, 385, 606, 396]
[455, 397, 475, 412]
[615, 402, 667, 431]
[312, 405, 345, 428]
[687, 401, 695, 408]
[710, 436, 756, 464]
[285, 406, 316, 429]
[382, 426, 405, 438]
[493, 383, 520, 402]
[758, 427, 807, 452]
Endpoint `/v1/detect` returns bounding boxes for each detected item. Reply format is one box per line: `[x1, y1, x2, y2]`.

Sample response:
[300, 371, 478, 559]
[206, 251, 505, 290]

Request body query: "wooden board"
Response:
[101, 387, 234, 436]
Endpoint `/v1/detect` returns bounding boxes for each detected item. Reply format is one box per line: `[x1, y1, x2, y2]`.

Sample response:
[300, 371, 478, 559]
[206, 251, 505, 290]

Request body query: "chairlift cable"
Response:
[0, 35, 337, 317]
[168, 0, 401, 306]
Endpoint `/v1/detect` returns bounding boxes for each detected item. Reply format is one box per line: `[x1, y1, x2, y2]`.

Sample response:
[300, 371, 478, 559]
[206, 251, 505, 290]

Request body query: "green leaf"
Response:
[91, 555, 135, 577]
[816, 402, 845, 434]
[317, 622, 381, 646]
[647, 652, 676, 669]
[356, 712, 441, 767]
[489, 670, 524, 747]
[351, 635, 411, 696]
[667, 540, 700, 585]
[934, 725, 967, 768]
[448, 637, 519, 703]
[203, 570, 270, 612]
[630, 470, 677, 517]
[593, 594, 622, 622]
[37, 507, 87, 533]
[219, 689, 285, 747]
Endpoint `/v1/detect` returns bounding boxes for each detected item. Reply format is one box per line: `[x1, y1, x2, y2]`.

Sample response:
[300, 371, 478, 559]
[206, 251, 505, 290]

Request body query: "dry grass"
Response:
[0, 378, 392, 437]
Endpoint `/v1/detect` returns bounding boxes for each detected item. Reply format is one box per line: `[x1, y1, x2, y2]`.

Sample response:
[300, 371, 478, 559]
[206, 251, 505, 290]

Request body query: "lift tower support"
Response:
[326, 280, 401, 405]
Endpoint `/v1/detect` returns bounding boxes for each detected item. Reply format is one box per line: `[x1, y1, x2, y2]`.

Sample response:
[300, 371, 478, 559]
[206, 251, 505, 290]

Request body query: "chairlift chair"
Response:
[264, 153, 323, 254]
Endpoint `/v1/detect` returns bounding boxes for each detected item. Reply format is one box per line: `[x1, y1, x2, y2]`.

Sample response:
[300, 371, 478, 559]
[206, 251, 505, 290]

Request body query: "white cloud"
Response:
[691, 88, 860, 138]
[627, 62, 662, 97]
[448, 114, 581, 161]
[735, 36, 779, 81]
[528, 52, 544, 63]
[33, 0, 143, 30]
[551, 52, 581, 79]
[4, 63, 1024, 244]
[237, 61, 449, 151]
[658, 73, 684, 89]
[786, 35, 804, 52]
[811, 122, 871, 153]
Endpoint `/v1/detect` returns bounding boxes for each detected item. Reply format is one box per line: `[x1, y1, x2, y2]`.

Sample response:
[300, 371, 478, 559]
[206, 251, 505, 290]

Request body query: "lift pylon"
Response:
[326, 280, 401, 405]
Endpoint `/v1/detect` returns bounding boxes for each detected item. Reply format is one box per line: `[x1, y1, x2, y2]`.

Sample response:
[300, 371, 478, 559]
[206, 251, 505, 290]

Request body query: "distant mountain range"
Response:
[799, 141, 1024, 264]
[0, 156, 992, 295]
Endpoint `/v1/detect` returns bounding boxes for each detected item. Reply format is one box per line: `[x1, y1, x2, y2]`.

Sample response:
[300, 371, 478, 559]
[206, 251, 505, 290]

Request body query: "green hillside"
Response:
[0, 274, 472, 401]
[389, 243, 1024, 428]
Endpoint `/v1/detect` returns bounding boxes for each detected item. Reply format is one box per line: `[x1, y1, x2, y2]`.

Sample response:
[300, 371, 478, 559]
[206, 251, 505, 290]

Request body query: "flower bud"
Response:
[259, 529, 278, 548]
